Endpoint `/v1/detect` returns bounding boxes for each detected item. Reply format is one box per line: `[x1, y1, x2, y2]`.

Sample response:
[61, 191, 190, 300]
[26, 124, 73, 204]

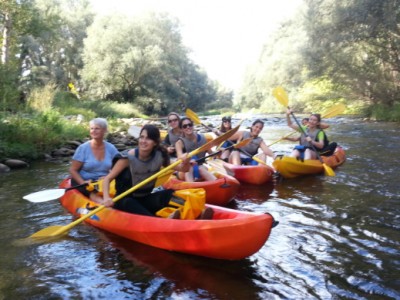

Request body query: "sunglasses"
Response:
[168, 118, 179, 123]
[223, 119, 231, 123]
[182, 123, 193, 129]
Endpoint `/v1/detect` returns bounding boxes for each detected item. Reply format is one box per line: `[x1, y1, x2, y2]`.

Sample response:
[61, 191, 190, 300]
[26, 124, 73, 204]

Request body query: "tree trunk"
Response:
[1, 12, 12, 65]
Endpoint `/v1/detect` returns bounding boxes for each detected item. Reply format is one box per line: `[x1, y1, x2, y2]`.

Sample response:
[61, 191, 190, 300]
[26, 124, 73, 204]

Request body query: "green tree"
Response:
[304, 0, 400, 107]
[81, 12, 218, 115]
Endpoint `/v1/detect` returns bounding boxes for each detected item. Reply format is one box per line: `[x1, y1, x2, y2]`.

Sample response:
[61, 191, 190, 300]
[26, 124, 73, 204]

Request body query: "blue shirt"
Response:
[72, 141, 119, 180]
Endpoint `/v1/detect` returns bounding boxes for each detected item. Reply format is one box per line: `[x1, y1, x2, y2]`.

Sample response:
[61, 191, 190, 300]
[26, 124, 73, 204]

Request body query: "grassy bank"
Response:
[1, 85, 399, 162]
[0, 87, 145, 161]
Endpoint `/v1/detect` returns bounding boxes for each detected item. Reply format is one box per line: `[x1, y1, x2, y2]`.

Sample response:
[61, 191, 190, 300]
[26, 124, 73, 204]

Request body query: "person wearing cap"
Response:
[213, 116, 238, 162]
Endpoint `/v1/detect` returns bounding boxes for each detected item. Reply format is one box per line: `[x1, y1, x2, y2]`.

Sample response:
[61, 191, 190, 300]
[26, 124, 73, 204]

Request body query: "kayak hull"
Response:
[272, 146, 346, 179]
[222, 161, 274, 185]
[162, 172, 240, 206]
[59, 179, 275, 260]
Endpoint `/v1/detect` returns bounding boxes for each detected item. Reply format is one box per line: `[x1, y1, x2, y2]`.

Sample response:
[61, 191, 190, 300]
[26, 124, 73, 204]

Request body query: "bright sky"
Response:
[90, 0, 303, 91]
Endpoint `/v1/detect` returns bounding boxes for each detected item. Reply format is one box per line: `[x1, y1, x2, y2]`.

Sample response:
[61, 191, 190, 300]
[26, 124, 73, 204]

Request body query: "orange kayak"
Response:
[220, 161, 274, 185]
[162, 172, 240, 206]
[272, 146, 346, 179]
[59, 179, 276, 260]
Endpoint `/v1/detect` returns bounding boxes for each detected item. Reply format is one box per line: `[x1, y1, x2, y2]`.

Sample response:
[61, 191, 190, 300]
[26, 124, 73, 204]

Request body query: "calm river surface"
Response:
[0, 117, 399, 299]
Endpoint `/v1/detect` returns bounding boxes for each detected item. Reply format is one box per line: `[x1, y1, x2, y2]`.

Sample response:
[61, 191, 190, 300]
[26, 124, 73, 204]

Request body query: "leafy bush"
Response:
[364, 104, 400, 122]
[0, 111, 87, 160]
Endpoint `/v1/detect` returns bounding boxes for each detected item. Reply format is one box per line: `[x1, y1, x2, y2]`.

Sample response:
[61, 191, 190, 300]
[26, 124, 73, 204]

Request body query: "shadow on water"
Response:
[95, 231, 264, 300]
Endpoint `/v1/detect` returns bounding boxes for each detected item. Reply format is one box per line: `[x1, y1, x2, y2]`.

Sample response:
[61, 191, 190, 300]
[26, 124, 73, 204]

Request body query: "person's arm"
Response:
[69, 160, 85, 184]
[102, 158, 129, 206]
[286, 109, 299, 131]
[259, 140, 274, 158]
[305, 132, 325, 150]
[284, 136, 300, 142]
[319, 122, 330, 130]
[175, 139, 185, 157]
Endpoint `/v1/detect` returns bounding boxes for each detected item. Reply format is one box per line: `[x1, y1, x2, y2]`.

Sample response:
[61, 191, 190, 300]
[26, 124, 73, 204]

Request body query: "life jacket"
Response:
[300, 128, 329, 151]
[112, 148, 164, 198]
[241, 131, 263, 156]
[178, 133, 207, 159]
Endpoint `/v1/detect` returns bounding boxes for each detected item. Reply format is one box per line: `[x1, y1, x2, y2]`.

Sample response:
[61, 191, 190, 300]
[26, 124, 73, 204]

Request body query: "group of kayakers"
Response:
[69, 109, 333, 220]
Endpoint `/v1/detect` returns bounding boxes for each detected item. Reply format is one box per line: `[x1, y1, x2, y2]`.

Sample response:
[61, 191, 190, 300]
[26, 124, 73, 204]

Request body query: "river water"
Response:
[0, 117, 399, 299]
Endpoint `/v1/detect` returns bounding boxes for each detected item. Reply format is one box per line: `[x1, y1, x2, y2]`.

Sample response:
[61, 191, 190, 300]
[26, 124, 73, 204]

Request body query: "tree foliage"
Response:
[304, 0, 400, 107]
[81, 13, 220, 115]
[238, 0, 400, 115]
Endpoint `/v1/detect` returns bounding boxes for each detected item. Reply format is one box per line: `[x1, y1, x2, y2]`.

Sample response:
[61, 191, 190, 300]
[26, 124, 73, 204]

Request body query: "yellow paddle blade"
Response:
[30, 226, 67, 239]
[185, 108, 201, 125]
[234, 138, 252, 149]
[272, 86, 289, 107]
[154, 169, 174, 186]
[323, 163, 336, 176]
[322, 103, 346, 119]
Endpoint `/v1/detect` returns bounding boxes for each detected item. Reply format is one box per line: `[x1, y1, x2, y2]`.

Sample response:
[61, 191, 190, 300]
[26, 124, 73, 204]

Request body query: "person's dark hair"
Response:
[252, 119, 264, 128]
[140, 124, 170, 166]
[179, 117, 193, 128]
[220, 116, 232, 132]
[310, 113, 321, 123]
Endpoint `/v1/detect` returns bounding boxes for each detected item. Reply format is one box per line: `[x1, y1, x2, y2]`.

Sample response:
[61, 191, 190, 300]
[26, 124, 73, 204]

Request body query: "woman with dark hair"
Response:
[101, 125, 189, 217]
[175, 117, 217, 182]
[213, 116, 238, 162]
[286, 110, 329, 160]
[229, 119, 274, 165]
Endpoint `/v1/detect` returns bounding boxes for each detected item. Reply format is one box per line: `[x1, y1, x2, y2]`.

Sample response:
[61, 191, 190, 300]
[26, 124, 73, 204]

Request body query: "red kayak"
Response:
[162, 172, 240, 206]
[59, 179, 276, 260]
[208, 159, 274, 185]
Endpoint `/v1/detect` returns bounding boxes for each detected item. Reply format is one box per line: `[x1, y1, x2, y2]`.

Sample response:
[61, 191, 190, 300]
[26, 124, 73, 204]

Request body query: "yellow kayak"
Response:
[273, 146, 346, 179]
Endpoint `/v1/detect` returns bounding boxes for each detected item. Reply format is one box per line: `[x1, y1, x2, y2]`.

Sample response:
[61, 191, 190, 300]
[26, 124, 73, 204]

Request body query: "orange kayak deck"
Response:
[59, 179, 276, 260]
[162, 172, 240, 206]
[273, 146, 346, 179]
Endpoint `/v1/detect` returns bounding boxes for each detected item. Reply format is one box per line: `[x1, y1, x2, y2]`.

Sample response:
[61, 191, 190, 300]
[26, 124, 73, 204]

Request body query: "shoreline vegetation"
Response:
[1, 89, 398, 173]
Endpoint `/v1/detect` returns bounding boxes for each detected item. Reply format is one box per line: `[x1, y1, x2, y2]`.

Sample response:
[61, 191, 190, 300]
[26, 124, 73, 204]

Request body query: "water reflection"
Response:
[1, 118, 400, 299]
[97, 231, 263, 299]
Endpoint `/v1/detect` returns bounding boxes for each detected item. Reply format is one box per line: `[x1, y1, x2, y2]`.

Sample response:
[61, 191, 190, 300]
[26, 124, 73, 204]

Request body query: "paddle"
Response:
[29, 123, 241, 239]
[24, 182, 89, 203]
[272, 86, 335, 176]
[267, 103, 346, 147]
[195, 138, 252, 164]
[23, 171, 173, 203]
[221, 139, 268, 166]
[185, 108, 213, 131]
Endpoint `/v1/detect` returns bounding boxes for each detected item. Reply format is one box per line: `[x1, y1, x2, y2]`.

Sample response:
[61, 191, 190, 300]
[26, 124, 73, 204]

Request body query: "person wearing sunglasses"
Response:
[175, 117, 217, 182]
[163, 112, 182, 158]
[229, 119, 274, 165]
[212, 116, 238, 162]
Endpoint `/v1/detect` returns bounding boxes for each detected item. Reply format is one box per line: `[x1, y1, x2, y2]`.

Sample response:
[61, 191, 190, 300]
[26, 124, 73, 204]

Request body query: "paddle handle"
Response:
[66, 182, 89, 191]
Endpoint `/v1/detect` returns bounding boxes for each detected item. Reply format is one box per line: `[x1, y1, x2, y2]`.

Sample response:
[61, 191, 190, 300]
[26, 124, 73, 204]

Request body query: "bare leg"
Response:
[199, 165, 217, 181]
[229, 151, 241, 165]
